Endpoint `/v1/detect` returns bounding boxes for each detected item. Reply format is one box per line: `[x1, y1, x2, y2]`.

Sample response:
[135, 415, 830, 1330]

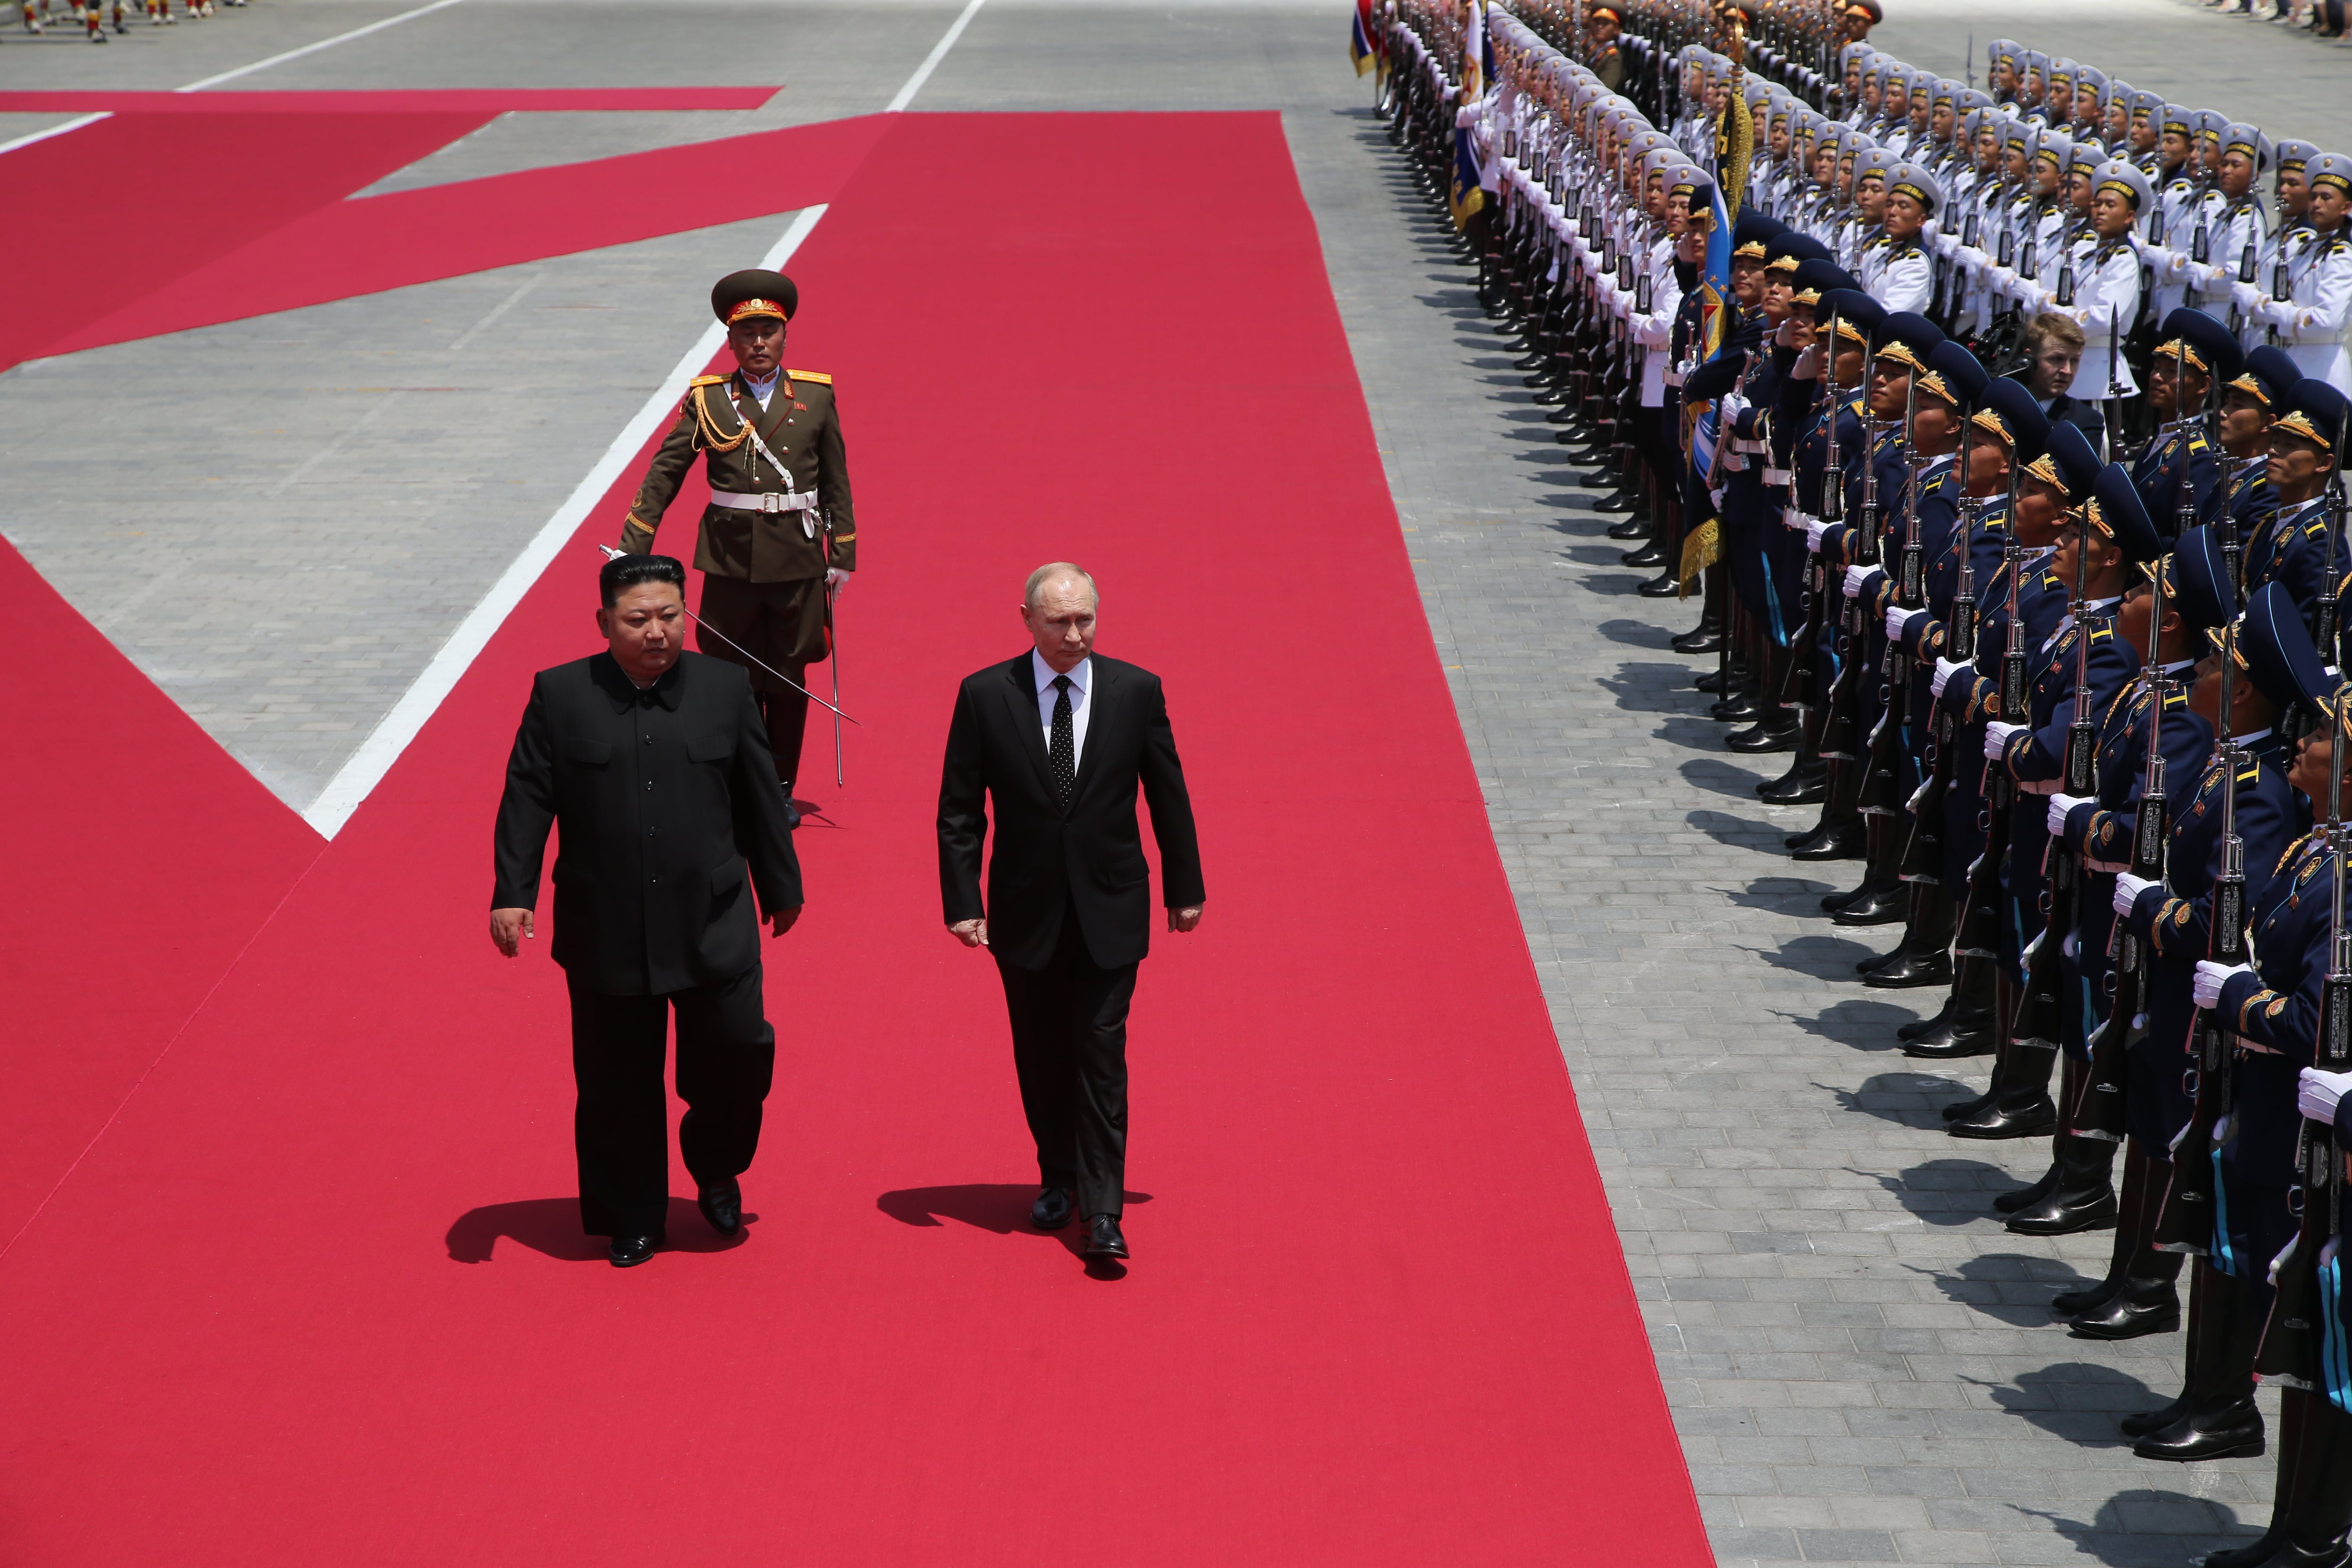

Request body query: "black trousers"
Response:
[566, 965, 774, 1238]
[994, 916, 1139, 1220]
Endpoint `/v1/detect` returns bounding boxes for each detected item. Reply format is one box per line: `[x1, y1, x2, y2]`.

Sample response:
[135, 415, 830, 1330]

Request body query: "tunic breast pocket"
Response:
[564, 740, 613, 768]
[688, 733, 735, 768]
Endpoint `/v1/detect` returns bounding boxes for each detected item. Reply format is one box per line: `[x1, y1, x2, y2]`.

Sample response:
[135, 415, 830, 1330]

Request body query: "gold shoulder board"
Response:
[787, 369, 834, 385]
[689, 374, 730, 387]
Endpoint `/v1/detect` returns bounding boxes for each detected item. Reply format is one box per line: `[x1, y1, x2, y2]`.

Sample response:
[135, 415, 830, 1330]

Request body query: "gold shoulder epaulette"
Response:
[689, 374, 730, 387]
[787, 369, 833, 385]
[2088, 623, 2112, 641]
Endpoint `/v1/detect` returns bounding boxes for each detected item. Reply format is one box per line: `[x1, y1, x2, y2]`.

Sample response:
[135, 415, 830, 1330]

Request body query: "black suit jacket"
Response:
[937, 653, 1205, 971]
[493, 651, 802, 995]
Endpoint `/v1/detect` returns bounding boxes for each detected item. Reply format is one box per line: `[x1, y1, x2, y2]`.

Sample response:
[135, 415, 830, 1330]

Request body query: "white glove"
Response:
[2192, 959, 2253, 1011]
[2114, 871, 2155, 916]
[2261, 299, 2296, 330]
[1843, 563, 1871, 599]
[2298, 1067, 2352, 1125]
[1989, 264, 2017, 291]
[2047, 792, 2090, 836]
[2230, 279, 2261, 314]
[1932, 657, 1967, 697]
[1984, 720, 2024, 761]
[1806, 519, 1830, 553]
[825, 567, 852, 591]
[2199, 263, 2230, 291]
[1886, 606, 1925, 641]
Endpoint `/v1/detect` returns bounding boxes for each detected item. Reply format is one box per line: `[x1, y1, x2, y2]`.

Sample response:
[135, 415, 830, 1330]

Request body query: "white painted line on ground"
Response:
[175, 0, 469, 92]
[886, 0, 986, 112]
[300, 0, 989, 836]
[300, 205, 827, 838]
[0, 111, 111, 158]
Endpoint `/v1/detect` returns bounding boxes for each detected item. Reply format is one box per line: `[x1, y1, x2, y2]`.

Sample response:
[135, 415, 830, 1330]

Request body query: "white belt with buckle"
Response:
[1764, 467, 1793, 486]
[710, 487, 820, 514]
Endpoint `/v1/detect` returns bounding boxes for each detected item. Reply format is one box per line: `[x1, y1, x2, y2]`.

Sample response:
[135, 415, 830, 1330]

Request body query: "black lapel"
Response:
[1069, 660, 1118, 805]
[1002, 657, 1059, 801]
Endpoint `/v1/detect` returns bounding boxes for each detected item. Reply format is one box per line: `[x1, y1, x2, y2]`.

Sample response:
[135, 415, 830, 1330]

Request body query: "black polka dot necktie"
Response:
[1048, 674, 1076, 805]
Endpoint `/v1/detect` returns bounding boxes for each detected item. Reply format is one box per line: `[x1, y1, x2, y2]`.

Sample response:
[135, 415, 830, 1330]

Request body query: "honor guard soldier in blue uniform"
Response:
[2134, 309, 2240, 532]
[2217, 346, 2301, 557]
[618, 270, 857, 805]
[2110, 573, 2305, 1460]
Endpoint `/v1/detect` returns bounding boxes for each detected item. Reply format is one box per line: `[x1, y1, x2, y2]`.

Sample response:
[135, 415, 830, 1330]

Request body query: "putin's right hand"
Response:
[949, 918, 989, 948]
[491, 907, 533, 957]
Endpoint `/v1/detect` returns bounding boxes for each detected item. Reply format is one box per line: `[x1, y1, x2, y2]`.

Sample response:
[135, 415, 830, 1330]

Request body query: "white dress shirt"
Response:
[741, 368, 779, 409]
[1031, 650, 1093, 769]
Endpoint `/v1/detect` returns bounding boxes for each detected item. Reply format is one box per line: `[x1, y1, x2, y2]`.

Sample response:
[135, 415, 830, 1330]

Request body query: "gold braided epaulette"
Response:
[787, 369, 833, 385]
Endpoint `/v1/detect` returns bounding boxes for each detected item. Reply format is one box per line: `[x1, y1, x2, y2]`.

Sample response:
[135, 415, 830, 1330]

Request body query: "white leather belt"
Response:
[709, 488, 819, 514]
[1764, 467, 1793, 486]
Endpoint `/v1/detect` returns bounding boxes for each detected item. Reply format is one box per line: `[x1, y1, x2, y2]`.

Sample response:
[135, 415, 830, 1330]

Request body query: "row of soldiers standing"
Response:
[1378, 1, 2352, 1559]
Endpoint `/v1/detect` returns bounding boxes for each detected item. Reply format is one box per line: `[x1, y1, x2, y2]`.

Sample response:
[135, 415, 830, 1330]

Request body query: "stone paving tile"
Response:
[1283, 77, 2287, 1568]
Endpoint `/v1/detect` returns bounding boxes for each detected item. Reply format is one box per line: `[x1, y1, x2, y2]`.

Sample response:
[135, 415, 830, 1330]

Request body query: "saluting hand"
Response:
[491, 907, 533, 958]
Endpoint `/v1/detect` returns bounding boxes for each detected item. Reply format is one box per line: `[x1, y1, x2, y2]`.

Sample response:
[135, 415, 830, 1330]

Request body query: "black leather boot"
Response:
[2134, 1266, 2266, 1461]
[2058, 1143, 2183, 1329]
[1863, 887, 1956, 987]
[1900, 992, 1955, 1042]
[1759, 752, 1828, 804]
[1948, 1041, 2057, 1139]
[1621, 540, 1666, 569]
[1907, 958, 1995, 1058]
[2007, 1128, 2120, 1236]
[1789, 816, 1867, 861]
[2192, 1386, 2316, 1564]
[2239, 1392, 2351, 1568]
[1607, 515, 1651, 541]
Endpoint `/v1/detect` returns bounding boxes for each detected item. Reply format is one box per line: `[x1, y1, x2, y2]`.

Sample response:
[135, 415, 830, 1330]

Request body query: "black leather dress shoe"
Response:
[1947, 1095, 2057, 1140]
[2006, 1184, 2118, 1235]
[1594, 491, 1641, 513]
[1669, 622, 1724, 652]
[1606, 516, 1652, 540]
[2068, 1275, 2180, 1339]
[2133, 1399, 2265, 1462]
[1902, 1019, 1993, 1058]
[1789, 821, 1867, 861]
[2050, 1275, 2119, 1318]
[1084, 1214, 1129, 1259]
[1726, 717, 1800, 753]
[2119, 1393, 2191, 1438]
[610, 1234, 659, 1268]
[1621, 541, 1666, 569]
[1031, 1186, 1073, 1230]
[1757, 762, 1829, 805]
[1708, 690, 1762, 722]
[1993, 1166, 2058, 1213]
[697, 1179, 743, 1236]
[1830, 886, 1908, 926]
[1636, 571, 1681, 598]
[1861, 948, 1953, 988]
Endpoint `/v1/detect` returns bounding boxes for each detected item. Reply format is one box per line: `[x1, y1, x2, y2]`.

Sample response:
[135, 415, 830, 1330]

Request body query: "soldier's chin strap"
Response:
[597, 544, 861, 725]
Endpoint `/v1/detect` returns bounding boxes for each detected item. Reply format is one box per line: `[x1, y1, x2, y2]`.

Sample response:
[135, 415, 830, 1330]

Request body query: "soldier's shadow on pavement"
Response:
[1818, 1077, 1968, 1133]
[1682, 758, 1773, 801]
[444, 1198, 752, 1264]
[1739, 929, 1884, 979]
[1913, 1253, 2106, 1327]
[1967, 1361, 2183, 1451]
[1598, 662, 1708, 712]
[1721, 873, 1841, 912]
[1851, 1155, 2020, 1222]
[1777, 994, 1919, 1048]
[2009, 1492, 2262, 1566]
[1687, 806, 1795, 853]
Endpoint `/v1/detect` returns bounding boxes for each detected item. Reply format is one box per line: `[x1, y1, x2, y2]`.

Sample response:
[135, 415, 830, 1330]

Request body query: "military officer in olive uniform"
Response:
[618, 269, 856, 803]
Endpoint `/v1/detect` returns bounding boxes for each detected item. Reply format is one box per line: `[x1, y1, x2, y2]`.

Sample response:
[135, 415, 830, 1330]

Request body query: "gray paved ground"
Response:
[4, 1, 2341, 1561]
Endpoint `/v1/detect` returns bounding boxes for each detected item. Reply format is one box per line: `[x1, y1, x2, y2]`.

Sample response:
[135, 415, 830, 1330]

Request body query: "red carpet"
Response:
[0, 540, 321, 1250]
[0, 88, 781, 111]
[50, 115, 890, 359]
[0, 113, 1706, 1565]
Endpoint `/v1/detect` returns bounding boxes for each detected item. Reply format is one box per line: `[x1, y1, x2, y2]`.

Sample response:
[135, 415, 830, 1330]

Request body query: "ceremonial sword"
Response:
[596, 544, 862, 726]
